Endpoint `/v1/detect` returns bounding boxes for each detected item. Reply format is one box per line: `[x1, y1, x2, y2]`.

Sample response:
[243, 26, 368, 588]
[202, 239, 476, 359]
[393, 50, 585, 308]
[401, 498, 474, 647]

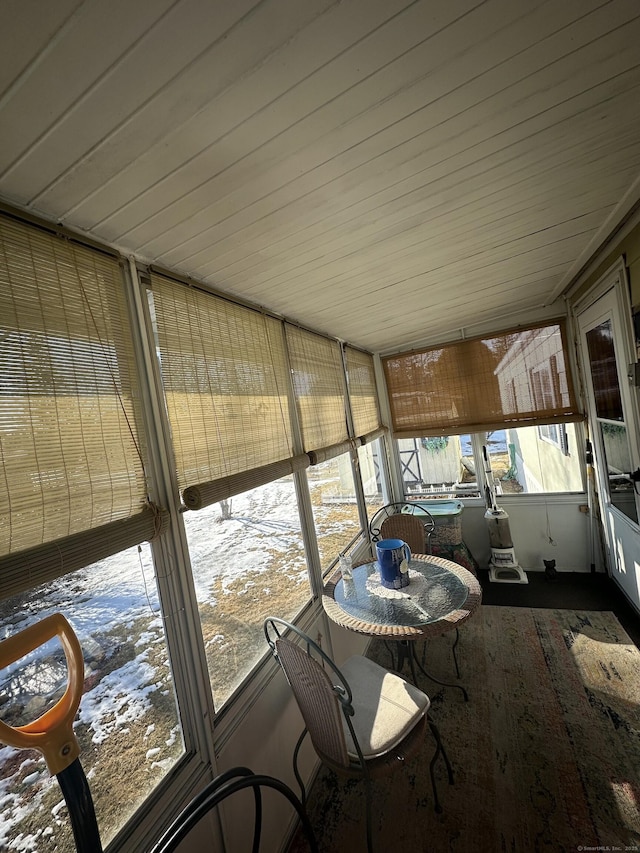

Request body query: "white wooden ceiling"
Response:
[2, 0, 640, 353]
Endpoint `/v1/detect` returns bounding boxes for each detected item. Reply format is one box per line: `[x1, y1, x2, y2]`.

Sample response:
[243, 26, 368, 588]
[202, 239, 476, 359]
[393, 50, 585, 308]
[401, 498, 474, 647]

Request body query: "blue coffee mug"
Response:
[376, 538, 411, 589]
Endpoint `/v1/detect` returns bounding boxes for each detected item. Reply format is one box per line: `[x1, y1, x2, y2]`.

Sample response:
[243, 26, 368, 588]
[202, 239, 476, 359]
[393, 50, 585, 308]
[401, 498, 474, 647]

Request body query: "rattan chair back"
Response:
[369, 503, 435, 554]
[275, 636, 351, 771]
[380, 513, 426, 554]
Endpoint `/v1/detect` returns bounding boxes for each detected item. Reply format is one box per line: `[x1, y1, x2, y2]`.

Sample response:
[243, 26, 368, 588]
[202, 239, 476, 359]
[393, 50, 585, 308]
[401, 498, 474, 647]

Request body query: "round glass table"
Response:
[323, 554, 482, 698]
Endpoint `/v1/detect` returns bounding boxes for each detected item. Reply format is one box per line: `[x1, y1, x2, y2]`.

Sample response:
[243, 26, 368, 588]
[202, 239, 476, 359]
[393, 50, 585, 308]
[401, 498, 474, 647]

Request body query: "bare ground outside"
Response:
[3, 460, 495, 850]
[1, 615, 182, 851]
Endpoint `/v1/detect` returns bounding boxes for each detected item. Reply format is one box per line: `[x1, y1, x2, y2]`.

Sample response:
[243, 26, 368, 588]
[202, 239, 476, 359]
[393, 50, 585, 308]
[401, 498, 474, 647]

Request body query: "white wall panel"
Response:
[461, 497, 593, 573]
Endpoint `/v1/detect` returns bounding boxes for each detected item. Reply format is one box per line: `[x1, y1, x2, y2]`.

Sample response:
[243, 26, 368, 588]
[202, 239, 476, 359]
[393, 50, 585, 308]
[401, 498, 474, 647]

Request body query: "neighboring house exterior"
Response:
[494, 327, 583, 493]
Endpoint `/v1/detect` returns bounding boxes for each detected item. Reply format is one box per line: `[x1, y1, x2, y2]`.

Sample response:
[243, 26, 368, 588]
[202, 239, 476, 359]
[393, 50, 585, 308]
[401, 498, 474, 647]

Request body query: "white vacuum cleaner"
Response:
[482, 445, 528, 584]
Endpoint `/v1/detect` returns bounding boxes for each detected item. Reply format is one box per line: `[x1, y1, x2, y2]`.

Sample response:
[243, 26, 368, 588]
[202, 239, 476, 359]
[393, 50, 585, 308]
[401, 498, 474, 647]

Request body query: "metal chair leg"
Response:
[363, 767, 374, 853]
[413, 642, 469, 701]
[452, 627, 461, 679]
[429, 718, 454, 783]
[383, 639, 396, 669]
[422, 630, 462, 682]
[427, 717, 454, 814]
[292, 728, 309, 807]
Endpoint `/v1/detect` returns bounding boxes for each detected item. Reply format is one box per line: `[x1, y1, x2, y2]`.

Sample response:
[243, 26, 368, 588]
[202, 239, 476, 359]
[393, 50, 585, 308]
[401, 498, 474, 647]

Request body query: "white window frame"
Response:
[537, 422, 569, 454]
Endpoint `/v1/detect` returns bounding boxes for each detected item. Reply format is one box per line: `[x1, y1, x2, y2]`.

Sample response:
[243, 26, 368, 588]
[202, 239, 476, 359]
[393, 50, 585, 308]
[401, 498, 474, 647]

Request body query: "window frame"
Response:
[537, 422, 569, 454]
[0, 214, 382, 853]
[394, 425, 584, 503]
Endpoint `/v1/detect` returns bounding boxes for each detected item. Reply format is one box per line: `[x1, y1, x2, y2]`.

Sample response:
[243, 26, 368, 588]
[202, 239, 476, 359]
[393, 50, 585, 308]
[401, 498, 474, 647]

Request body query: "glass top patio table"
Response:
[322, 554, 482, 640]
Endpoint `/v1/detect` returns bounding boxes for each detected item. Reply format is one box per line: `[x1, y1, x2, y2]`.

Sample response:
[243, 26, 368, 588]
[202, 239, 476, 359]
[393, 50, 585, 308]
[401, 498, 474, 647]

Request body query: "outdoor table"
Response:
[322, 554, 482, 700]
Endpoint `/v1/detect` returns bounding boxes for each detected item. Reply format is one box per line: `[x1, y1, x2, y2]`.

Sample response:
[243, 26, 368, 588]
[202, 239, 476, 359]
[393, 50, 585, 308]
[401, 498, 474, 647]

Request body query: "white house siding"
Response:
[509, 423, 583, 493]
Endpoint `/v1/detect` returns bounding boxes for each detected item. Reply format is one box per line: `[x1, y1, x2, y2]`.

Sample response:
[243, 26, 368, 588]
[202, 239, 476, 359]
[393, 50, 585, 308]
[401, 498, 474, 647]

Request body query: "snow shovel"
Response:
[0, 613, 103, 853]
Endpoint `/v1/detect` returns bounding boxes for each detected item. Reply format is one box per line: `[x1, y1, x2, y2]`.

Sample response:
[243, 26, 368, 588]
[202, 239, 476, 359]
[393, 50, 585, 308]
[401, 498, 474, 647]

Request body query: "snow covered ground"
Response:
[183, 477, 309, 602]
[0, 540, 180, 851]
[0, 468, 362, 850]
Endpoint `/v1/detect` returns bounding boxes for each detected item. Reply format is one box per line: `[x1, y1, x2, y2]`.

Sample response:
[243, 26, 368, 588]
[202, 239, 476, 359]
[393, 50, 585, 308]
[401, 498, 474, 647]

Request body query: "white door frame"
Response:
[572, 257, 640, 610]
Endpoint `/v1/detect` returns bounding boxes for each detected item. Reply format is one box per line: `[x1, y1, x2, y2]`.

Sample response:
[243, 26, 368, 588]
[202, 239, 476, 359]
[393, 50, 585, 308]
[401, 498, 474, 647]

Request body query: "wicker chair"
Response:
[369, 502, 435, 553]
[379, 512, 428, 554]
[150, 766, 318, 853]
[264, 617, 453, 853]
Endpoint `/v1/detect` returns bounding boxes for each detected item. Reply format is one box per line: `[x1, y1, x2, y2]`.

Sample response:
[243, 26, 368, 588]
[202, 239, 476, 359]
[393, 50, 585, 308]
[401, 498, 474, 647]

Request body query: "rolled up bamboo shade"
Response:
[182, 455, 309, 509]
[0, 214, 151, 593]
[151, 273, 298, 509]
[307, 440, 357, 466]
[0, 506, 168, 602]
[359, 426, 387, 444]
[344, 346, 381, 439]
[383, 320, 581, 438]
[285, 325, 348, 457]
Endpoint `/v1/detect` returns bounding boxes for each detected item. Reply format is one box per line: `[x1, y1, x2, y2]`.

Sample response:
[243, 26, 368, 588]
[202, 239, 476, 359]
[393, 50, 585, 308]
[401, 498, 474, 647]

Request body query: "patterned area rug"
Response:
[288, 606, 640, 852]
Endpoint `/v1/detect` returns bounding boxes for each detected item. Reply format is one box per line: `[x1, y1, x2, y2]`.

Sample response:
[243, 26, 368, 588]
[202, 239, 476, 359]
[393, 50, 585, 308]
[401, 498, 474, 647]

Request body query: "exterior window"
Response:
[308, 451, 361, 573]
[485, 425, 582, 493]
[537, 423, 569, 453]
[183, 475, 309, 710]
[399, 434, 480, 498]
[0, 544, 183, 852]
[400, 427, 583, 499]
[530, 365, 555, 409]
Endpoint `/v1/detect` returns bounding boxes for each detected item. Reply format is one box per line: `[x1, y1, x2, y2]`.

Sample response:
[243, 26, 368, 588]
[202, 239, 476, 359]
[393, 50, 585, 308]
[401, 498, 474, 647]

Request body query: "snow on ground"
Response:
[184, 477, 307, 601]
[0, 475, 332, 850]
[78, 649, 162, 745]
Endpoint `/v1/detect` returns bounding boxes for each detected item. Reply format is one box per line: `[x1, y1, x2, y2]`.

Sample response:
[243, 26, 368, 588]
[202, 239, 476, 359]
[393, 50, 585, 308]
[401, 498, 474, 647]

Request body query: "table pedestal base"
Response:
[392, 639, 468, 701]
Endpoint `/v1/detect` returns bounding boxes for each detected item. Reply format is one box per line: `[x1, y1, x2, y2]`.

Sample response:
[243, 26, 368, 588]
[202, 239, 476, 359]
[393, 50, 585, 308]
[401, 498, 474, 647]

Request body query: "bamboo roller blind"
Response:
[0, 215, 155, 596]
[1, 508, 168, 602]
[285, 325, 349, 455]
[151, 273, 305, 508]
[344, 346, 381, 440]
[383, 321, 581, 438]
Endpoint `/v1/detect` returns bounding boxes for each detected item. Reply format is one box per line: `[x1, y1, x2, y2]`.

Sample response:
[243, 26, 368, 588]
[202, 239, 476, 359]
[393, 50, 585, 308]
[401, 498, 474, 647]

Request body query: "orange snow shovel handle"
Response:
[0, 613, 84, 775]
[0, 614, 102, 852]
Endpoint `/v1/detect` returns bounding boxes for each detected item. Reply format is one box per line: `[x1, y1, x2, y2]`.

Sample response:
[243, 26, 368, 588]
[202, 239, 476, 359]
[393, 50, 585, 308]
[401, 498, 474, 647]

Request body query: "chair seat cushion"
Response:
[339, 655, 430, 759]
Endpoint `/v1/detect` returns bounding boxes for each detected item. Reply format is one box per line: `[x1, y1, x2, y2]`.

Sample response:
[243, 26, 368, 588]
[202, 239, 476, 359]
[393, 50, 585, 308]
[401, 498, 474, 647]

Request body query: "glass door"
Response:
[584, 316, 638, 522]
[577, 264, 640, 610]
